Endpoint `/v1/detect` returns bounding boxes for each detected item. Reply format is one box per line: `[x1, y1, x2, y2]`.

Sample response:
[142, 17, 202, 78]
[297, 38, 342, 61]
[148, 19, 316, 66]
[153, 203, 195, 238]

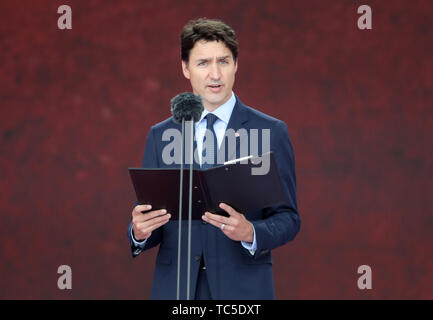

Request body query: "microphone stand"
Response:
[176, 118, 185, 300]
[171, 92, 203, 300]
[186, 119, 194, 300]
[176, 118, 195, 300]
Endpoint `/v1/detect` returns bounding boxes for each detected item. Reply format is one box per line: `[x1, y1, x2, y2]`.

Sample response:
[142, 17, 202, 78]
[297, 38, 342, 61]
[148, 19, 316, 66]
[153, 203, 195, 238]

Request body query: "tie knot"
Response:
[205, 113, 219, 129]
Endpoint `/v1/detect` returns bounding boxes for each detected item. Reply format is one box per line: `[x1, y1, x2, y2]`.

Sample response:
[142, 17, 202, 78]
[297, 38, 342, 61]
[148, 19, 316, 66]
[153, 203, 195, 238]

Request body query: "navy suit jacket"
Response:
[127, 96, 300, 299]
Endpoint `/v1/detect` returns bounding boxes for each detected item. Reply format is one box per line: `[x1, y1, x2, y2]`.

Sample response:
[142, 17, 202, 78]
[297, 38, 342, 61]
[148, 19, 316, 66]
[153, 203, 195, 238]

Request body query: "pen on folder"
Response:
[224, 155, 253, 165]
[223, 151, 271, 165]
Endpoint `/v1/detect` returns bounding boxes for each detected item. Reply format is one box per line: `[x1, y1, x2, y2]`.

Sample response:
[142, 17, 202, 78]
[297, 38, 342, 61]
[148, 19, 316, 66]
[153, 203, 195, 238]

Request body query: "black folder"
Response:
[128, 152, 287, 219]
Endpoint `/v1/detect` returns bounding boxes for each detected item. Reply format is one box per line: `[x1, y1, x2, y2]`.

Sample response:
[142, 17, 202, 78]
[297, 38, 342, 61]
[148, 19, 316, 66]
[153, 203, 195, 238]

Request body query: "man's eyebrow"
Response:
[195, 55, 231, 63]
[196, 58, 211, 63]
[217, 55, 231, 60]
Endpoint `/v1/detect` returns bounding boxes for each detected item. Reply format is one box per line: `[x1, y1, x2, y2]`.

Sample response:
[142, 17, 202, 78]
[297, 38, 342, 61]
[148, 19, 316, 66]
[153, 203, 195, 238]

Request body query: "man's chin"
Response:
[203, 94, 229, 110]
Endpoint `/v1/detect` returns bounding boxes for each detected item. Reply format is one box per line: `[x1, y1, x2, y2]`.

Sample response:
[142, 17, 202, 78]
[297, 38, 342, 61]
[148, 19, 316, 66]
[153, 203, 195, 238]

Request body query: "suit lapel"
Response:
[223, 96, 249, 162]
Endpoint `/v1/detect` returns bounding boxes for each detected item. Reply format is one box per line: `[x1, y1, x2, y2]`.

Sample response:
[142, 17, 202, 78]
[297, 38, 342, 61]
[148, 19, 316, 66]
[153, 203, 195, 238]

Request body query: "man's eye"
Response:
[220, 60, 228, 64]
[198, 62, 207, 66]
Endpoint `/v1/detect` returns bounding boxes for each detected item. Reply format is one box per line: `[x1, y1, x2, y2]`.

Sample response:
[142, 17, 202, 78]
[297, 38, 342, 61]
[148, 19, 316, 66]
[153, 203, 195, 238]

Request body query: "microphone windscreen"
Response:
[170, 92, 204, 123]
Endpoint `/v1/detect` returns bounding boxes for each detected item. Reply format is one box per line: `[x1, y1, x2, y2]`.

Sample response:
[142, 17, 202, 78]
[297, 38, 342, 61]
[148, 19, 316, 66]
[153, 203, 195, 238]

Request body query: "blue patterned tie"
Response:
[201, 113, 219, 169]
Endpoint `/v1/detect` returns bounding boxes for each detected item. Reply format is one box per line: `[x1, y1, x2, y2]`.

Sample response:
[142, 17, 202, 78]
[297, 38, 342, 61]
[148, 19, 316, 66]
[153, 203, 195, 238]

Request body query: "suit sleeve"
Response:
[249, 120, 301, 259]
[127, 126, 164, 258]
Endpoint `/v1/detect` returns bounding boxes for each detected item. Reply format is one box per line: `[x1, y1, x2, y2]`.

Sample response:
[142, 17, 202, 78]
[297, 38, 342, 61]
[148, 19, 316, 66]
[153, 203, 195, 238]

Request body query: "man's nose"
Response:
[209, 62, 221, 80]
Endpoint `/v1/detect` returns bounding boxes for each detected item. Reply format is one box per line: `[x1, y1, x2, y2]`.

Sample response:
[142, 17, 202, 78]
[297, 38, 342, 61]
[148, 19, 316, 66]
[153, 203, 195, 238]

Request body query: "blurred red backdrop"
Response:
[0, 0, 432, 299]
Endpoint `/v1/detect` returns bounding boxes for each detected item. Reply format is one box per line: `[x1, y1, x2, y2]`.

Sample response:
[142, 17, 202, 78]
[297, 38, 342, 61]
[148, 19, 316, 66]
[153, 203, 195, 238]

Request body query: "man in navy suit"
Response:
[127, 18, 300, 299]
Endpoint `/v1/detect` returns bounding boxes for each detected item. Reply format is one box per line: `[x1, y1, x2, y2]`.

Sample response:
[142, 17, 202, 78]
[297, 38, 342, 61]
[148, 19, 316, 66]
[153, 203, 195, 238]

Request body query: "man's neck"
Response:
[203, 95, 233, 112]
[204, 105, 219, 112]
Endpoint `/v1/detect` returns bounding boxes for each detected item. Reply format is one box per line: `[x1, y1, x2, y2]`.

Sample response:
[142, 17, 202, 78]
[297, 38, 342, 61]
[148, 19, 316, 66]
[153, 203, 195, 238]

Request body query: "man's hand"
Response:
[132, 204, 171, 241]
[201, 203, 254, 243]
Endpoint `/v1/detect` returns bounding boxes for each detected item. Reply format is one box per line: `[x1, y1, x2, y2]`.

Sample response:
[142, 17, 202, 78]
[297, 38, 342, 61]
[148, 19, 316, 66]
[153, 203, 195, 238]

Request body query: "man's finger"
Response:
[136, 213, 171, 229]
[133, 204, 152, 216]
[133, 209, 168, 223]
[201, 214, 222, 229]
[145, 213, 171, 229]
[144, 218, 171, 234]
[135, 214, 171, 236]
[144, 209, 168, 220]
[204, 212, 231, 225]
[141, 209, 167, 220]
[201, 215, 235, 234]
[219, 203, 239, 217]
[221, 224, 235, 234]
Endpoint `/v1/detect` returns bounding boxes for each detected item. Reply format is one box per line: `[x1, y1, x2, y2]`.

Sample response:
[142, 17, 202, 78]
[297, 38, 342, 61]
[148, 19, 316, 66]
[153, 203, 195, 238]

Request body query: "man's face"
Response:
[182, 40, 238, 111]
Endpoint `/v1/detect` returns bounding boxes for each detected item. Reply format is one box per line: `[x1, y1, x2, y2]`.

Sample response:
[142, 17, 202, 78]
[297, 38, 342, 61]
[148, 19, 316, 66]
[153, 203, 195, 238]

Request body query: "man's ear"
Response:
[234, 60, 238, 73]
[181, 61, 190, 80]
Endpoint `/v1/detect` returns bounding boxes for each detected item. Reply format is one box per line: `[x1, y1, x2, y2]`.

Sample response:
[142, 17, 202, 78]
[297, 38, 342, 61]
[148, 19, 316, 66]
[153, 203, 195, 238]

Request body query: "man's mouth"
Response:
[207, 84, 223, 92]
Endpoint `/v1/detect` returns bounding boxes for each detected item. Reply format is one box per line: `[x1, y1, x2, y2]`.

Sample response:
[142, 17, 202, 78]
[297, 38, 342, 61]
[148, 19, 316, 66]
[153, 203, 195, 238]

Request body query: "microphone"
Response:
[170, 92, 203, 300]
[171, 92, 203, 123]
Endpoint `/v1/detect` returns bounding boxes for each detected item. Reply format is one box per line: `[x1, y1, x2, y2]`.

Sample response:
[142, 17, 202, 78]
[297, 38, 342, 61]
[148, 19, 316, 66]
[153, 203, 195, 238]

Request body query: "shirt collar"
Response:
[198, 92, 236, 125]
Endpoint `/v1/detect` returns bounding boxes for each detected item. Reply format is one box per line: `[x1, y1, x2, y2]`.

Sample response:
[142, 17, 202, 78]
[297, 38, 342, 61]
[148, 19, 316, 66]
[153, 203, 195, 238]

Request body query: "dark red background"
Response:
[0, 0, 432, 299]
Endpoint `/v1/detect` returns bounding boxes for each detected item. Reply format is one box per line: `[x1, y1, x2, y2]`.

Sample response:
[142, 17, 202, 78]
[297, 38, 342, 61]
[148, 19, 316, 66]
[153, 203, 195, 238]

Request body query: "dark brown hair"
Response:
[180, 18, 238, 63]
